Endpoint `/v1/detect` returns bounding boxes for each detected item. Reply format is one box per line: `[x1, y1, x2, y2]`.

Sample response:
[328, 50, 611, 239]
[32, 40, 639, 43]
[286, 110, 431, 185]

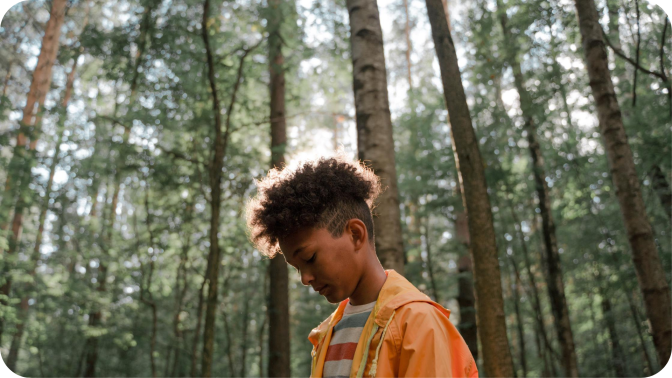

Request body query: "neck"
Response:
[349, 257, 387, 306]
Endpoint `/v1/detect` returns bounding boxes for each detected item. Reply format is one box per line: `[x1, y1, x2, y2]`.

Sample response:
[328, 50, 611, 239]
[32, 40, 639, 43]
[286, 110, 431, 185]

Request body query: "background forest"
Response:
[0, 0, 670, 377]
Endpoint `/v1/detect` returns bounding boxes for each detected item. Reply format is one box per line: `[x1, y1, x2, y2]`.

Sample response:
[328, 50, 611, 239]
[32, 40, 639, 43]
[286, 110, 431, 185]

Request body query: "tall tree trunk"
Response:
[402, 0, 412, 89]
[508, 258, 527, 377]
[421, 215, 440, 302]
[649, 164, 672, 224]
[140, 188, 158, 378]
[496, 2, 579, 375]
[505, 196, 555, 376]
[424, 0, 514, 375]
[6, 23, 87, 365]
[170, 210, 193, 377]
[457, 254, 478, 361]
[200, 0, 224, 375]
[0, 0, 67, 344]
[573, 0, 672, 366]
[346, 0, 405, 275]
[267, 0, 291, 376]
[190, 275, 207, 378]
[597, 280, 626, 377]
[627, 289, 655, 375]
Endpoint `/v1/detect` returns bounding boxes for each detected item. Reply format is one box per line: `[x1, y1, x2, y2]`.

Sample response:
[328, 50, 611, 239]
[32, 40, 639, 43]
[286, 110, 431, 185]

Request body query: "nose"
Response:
[300, 269, 314, 287]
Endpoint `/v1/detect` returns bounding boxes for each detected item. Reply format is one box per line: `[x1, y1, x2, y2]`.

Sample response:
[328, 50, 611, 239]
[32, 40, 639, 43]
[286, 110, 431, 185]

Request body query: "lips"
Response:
[315, 285, 328, 294]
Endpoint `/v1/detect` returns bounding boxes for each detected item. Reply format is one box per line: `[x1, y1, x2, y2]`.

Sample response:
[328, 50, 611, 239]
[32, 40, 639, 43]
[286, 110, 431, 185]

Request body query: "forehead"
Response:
[279, 227, 331, 256]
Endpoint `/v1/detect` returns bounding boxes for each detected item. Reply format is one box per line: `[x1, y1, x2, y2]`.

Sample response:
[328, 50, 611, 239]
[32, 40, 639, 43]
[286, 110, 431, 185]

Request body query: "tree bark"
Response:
[267, 0, 291, 376]
[496, 2, 579, 375]
[423, 0, 514, 375]
[573, 0, 672, 366]
[346, 0, 405, 275]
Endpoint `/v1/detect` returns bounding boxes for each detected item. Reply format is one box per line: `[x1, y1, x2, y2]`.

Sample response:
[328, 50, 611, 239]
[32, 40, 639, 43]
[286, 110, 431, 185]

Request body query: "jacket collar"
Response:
[307, 269, 449, 346]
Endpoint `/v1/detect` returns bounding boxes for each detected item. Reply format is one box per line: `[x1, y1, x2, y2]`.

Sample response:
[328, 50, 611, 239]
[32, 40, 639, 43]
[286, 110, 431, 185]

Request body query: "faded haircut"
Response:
[245, 152, 382, 258]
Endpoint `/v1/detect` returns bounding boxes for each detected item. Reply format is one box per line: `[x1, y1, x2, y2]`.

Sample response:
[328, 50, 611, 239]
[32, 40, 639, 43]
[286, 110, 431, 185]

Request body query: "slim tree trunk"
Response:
[190, 275, 207, 378]
[457, 254, 478, 361]
[496, 2, 579, 375]
[424, 0, 514, 375]
[508, 258, 527, 377]
[402, 0, 413, 89]
[597, 281, 626, 377]
[505, 196, 555, 376]
[267, 0, 291, 376]
[627, 289, 655, 375]
[200, 0, 224, 375]
[649, 164, 672, 224]
[346, 0, 405, 275]
[0, 0, 67, 343]
[6, 25, 88, 365]
[421, 215, 440, 302]
[573, 0, 672, 366]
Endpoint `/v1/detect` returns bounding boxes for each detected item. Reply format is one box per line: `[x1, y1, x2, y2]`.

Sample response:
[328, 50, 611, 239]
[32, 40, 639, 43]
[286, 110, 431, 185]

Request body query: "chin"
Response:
[324, 291, 347, 304]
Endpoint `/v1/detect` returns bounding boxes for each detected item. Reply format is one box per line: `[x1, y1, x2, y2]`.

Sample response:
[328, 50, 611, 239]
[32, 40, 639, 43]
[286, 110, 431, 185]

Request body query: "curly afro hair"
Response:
[245, 153, 382, 258]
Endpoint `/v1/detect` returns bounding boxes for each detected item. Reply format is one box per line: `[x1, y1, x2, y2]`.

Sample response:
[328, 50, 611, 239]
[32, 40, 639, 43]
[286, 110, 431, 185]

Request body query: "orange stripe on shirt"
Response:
[324, 342, 358, 362]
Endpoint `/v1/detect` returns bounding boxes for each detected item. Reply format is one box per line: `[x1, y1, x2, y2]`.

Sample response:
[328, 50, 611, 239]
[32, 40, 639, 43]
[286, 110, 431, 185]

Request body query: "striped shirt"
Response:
[323, 300, 376, 378]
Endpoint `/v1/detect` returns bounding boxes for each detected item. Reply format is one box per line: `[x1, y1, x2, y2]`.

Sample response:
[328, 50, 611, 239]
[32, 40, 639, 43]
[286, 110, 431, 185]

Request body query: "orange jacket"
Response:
[308, 269, 478, 377]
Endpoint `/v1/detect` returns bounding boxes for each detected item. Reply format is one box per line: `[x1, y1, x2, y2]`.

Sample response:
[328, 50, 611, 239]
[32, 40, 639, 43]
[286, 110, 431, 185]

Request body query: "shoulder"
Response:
[394, 301, 450, 328]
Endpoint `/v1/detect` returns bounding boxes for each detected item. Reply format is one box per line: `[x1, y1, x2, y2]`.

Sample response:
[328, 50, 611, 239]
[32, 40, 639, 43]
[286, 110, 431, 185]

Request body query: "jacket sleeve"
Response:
[394, 303, 478, 378]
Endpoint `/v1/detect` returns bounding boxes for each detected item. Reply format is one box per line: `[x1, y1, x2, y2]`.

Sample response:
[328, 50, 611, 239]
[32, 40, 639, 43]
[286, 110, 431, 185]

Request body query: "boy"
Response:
[246, 154, 478, 377]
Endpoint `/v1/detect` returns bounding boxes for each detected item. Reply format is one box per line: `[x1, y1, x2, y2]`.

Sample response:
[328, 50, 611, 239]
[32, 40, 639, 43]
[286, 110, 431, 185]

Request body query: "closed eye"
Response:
[307, 254, 316, 263]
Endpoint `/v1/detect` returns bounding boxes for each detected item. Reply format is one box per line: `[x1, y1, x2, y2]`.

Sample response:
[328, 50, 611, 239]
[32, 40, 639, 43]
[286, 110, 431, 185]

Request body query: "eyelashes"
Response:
[307, 254, 316, 263]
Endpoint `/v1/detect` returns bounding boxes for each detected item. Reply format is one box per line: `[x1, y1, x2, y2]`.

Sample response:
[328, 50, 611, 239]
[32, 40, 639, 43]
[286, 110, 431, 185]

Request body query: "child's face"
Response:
[279, 220, 368, 304]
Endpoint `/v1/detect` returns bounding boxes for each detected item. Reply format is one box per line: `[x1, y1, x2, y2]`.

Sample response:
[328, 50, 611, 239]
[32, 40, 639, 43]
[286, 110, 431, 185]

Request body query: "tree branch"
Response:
[602, 30, 667, 82]
[632, 0, 641, 106]
[661, 18, 669, 82]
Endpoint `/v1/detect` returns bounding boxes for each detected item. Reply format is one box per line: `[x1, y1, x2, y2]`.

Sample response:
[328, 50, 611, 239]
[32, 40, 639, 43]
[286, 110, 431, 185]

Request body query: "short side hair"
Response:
[245, 153, 382, 258]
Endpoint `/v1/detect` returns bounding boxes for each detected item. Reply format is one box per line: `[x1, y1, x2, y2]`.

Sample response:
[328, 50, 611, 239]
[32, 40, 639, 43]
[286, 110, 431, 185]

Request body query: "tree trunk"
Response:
[508, 258, 527, 377]
[421, 215, 440, 302]
[346, 0, 405, 275]
[496, 2, 579, 375]
[627, 289, 655, 375]
[402, 0, 412, 89]
[190, 275, 207, 378]
[6, 30, 86, 365]
[597, 282, 626, 377]
[505, 196, 555, 376]
[0, 0, 67, 344]
[423, 0, 514, 375]
[573, 0, 672, 366]
[457, 254, 478, 361]
[649, 164, 672, 224]
[267, 0, 291, 376]
[200, 0, 224, 375]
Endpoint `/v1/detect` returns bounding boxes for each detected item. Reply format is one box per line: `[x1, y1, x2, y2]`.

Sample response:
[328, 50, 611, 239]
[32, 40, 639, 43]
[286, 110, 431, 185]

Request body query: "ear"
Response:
[347, 219, 368, 251]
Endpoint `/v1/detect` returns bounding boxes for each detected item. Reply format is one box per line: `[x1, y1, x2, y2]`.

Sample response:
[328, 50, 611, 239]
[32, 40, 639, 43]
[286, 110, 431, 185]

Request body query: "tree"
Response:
[573, 0, 671, 367]
[495, 0, 579, 375]
[0, 0, 68, 344]
[267, 0, 291, 376]
[345, 0, 405, 275]
[423, 0, 514, 375]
